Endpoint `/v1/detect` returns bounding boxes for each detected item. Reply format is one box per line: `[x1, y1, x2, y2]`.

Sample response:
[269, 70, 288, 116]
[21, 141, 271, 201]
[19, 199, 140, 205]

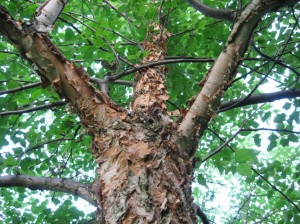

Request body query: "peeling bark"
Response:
[90, 23, 197, 223]
[0, 0, 298, 223]
[131, 23, 170, 113]
[0, 8, 198, 222]
[178, 0, 298, 140]
[91, 116, 196, 223]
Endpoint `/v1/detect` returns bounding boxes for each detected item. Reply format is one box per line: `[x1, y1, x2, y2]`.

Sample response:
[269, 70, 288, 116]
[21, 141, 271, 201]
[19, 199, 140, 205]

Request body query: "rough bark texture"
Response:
[91, 116, 196, 223]
[0, 0, 298, 223]
[0, 8, 197, 222]
[90, 23, 197, 223]
[178, 0, 300, 139]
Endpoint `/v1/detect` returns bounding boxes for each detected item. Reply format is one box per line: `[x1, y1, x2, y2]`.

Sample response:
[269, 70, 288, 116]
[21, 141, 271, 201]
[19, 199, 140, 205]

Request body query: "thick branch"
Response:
[219, 89, 300, 112]
[0, 5, 123, 129]
[0, 175, 97, 206]
[186, 0, 238, 21]
[178, 0, 298, 140]
[35, 0, 68, 32]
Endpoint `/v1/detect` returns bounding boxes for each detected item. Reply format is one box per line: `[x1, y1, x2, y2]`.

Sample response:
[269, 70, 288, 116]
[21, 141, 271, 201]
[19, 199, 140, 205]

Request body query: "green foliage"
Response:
[0, 0, 299, 223]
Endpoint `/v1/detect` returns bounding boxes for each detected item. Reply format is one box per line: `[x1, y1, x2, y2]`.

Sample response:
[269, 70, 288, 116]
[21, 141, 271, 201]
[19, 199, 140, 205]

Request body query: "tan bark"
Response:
[90, 23, 197, 223]
[91, 117, 196, 223]
[0, 0, 298, 223]
[178, 0, 300, 139]
[0, 8, 197, 222]
[131, 23, 170, 113]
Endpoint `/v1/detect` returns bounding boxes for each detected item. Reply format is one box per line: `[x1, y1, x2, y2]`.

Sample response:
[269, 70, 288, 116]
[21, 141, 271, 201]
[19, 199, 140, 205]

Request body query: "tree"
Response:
[0, 0, 299, 223]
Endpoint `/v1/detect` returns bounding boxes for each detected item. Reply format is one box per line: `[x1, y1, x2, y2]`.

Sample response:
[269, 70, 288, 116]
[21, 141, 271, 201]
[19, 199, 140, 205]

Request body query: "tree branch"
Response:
[196, 205, 210, 224]
[252, 43, 300, 77]
[186, 0, 238, 22]
[107, 58, 214, 81]
[251, 169, 300, 213]
[0, 101, 66, 116]
[0, 175, 97, 206]
[0, 4, 122, 129]
[90, 77, 133, 87]
[219, 89, 300, 112]
[206, 124, 300, 214]
[103, 0, 133, 24]
[241, 128, 300, 134]
[178, 0, 300, 139]
[0, 82, 41, 96]
[34, 0, 68, 32]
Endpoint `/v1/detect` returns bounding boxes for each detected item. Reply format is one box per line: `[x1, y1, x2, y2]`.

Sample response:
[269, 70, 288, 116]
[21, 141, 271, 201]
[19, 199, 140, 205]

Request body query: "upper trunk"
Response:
[90, 22, 197, 223]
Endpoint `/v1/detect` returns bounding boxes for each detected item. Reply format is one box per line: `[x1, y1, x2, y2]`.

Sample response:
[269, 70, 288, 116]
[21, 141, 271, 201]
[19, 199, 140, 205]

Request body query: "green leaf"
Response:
[3, 156, 18, 166]
[267, 133, 278, 151]
[197, 174, 206, 186]
[235, 148, 259, 163]
[294, 214, 300, 223]
[267, 190, 273, 199]
[275, 200, 286, 209]
[262, 111, 271, 121]
[20, 157, 34, 171]
[280, 138, 289, 147]
[65, 28, 76, 41]
[273, 113, 286, 123]
[253, 134, 261, 147]
[83, 47, 95, 63]
[283, 102, 291, 110]
[288, 134, 298, 142]
[193, 187, 200, 198]
[237, 163, 252, 177]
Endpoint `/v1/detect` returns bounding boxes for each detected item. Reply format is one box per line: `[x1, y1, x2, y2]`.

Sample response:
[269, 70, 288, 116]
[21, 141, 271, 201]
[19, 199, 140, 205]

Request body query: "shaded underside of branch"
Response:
[186, 0, 238, 21]
[219, 89, 300, 112]
[0, 175, 97, 206]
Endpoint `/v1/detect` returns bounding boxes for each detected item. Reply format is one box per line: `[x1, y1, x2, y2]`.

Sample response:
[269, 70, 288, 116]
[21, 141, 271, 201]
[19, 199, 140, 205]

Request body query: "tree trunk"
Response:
[91, 115, 196, 223]
[0, 0, 298, 223]
[90, 22, 197, 223]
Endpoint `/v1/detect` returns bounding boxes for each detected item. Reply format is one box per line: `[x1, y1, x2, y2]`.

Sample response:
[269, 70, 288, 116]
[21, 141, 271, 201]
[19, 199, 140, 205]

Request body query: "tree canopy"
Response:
[0, 0, 299, 223]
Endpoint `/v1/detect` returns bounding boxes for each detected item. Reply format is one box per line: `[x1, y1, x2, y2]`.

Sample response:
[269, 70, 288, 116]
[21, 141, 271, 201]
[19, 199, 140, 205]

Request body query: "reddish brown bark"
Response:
[131, 23, 170, 113]
[0, 8, 197, 222]
[0, 0, 298, 223]
[90, 23, 197, 223]
[91, 117, 196, 223]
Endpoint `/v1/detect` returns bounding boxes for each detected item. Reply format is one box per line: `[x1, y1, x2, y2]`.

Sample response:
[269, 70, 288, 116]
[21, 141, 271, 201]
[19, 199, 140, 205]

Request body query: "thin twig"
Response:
[0, 101, 66, 116]
[252, 168, 300, 213]
[103, 0, 133, 23]
[241, 128, 300, 134]
[0, 82, 41, 96]
[107, 58, 214, 81]
[202, 104, 265, 163]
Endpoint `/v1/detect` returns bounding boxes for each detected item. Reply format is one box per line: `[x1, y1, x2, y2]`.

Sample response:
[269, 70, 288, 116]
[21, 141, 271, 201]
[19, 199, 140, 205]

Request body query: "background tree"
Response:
[0, 0, 299, 223]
